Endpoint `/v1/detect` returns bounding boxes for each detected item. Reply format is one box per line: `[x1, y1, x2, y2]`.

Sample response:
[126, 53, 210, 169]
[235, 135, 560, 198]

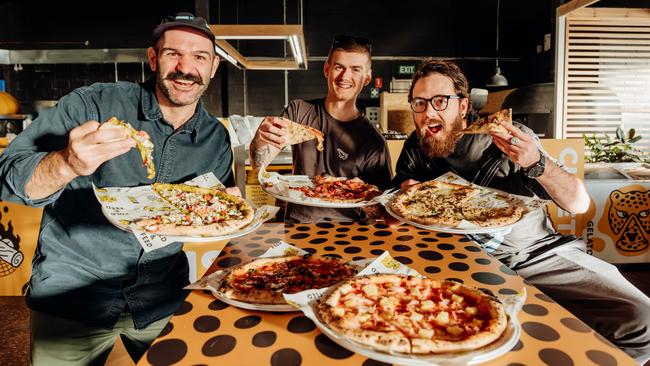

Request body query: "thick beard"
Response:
[155, 68, 207, 107]
[417, 114, 464, 158]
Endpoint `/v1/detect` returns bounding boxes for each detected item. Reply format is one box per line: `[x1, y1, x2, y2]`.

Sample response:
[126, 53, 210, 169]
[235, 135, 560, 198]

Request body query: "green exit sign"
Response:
[398, 65, 416, 75]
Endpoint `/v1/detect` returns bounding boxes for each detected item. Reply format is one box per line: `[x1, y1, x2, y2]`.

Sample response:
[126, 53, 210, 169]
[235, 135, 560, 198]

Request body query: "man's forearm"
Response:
[25, 151, 78, 200]
[249, 140, 279, 170]
[536, 160, 590, 214]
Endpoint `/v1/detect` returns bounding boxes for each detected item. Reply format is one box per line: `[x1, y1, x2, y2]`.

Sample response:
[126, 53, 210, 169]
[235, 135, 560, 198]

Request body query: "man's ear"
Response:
[364, 68, 372, 86]
[323, 61, 330, 79]
[460, 97, 469, 118]
[210, 55, 220, 79]
[147, 47, 157, 72]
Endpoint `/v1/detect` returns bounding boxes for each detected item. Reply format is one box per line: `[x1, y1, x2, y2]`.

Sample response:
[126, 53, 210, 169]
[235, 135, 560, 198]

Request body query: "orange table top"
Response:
[139, 222, 635, 366]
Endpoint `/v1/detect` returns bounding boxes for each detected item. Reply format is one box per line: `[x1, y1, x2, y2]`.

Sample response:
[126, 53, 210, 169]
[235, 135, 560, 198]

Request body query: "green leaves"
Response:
[583, 126, 648, 163]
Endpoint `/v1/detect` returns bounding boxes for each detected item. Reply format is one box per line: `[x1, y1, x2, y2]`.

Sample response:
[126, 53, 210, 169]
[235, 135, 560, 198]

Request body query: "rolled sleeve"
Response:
[0, 90, 89, 206]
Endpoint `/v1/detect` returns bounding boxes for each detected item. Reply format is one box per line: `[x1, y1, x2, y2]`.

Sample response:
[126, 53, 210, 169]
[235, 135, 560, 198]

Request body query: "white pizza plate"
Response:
[260, 174, 377, 208]
[383, 203, 516, 235]
[100, 204, 265, 243]
[209, 289, 298, 312]
[315, 311, 521, 366]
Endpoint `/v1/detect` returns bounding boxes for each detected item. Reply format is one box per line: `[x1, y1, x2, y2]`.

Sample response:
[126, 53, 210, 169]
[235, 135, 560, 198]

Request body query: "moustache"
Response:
[165, 71, 204, 85]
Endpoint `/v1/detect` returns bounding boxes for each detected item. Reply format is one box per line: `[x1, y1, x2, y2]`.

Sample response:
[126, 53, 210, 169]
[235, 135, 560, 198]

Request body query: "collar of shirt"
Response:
[140, 78, 201, 143]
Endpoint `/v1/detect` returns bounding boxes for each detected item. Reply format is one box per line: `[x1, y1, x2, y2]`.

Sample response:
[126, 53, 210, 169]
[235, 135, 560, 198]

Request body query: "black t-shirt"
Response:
[282, 99, 392, 223]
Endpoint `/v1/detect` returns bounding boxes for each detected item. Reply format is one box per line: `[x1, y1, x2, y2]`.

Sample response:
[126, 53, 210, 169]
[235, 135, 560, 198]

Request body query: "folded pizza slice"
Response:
[285, 119, 325, 151]
[458, 108, 512, 135]
[100, 117, 156, 179]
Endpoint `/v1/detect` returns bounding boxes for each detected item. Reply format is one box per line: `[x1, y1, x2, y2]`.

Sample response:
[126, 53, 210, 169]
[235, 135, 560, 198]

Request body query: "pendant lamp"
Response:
[486, 0, 508, 87]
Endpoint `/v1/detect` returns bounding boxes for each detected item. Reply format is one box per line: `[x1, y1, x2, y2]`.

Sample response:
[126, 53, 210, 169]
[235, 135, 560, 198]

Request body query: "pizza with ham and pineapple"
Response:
[217, 256, 360, 304]
[317, 274, 508, 354]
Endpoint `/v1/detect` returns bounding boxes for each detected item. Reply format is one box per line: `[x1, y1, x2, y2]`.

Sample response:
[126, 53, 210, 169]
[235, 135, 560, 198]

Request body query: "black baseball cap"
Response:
[152, 12, 216, 46]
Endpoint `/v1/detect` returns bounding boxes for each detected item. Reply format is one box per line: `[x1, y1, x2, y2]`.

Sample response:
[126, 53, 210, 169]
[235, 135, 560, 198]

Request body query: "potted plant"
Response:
[583, 127, 649, 164]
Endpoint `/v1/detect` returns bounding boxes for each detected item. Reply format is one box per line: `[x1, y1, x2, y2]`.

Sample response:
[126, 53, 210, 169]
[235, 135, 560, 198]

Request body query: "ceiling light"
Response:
[209, 24, 308, 70]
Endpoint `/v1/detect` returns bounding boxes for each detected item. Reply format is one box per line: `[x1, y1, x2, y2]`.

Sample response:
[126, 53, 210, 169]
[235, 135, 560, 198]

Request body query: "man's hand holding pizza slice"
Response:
[489, 121, 542, 170]
[250, 116, 324, 169]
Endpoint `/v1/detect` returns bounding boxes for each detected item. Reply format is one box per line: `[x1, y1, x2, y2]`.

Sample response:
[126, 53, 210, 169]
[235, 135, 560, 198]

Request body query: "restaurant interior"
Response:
[0, 0, 649, 365]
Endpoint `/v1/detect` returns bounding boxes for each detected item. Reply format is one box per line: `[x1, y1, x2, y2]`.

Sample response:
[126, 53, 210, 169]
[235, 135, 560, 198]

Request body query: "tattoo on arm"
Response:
[254, 145, 271, 167]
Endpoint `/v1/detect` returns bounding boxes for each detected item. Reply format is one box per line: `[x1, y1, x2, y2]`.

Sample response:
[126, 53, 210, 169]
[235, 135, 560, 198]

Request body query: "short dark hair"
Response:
[326, 35, 372, 64]
[408, 59, 469, 101]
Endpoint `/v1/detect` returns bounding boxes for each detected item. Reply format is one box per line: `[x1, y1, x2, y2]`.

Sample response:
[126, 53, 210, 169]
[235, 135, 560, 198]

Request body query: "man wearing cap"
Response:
[0, 12, 230, 365]
[249, 35, 392, 223]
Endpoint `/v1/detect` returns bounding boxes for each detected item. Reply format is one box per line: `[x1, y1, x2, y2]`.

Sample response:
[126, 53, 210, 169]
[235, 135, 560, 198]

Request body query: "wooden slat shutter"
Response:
[563, 8, 650, 154]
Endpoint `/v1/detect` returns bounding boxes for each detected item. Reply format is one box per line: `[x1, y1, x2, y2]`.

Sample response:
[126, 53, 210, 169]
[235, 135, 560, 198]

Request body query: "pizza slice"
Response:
[458, 108, 512, 135]
[285, 118, 325, 151]
[100, 117, 156, 179]
[135, 183, 254, 236]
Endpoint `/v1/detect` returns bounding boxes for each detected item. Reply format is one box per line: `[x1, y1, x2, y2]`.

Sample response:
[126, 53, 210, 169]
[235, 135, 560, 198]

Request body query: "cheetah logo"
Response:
[599, 188, 649, 255]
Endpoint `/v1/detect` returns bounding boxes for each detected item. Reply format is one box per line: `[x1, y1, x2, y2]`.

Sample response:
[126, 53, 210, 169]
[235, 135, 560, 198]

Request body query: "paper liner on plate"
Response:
[381, 172, 549, 234]
[284, 252, 525, 366]
[185, 241, 373, 312]
[93, 172, 279, 252]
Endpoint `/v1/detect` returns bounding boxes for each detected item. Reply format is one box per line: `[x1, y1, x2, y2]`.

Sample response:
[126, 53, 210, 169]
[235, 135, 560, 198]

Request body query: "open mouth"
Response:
[425, 123, 443, 137]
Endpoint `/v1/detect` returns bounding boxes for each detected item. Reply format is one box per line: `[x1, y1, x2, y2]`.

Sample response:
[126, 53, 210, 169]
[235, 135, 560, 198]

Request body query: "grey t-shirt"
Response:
[282, 99, 392, 223]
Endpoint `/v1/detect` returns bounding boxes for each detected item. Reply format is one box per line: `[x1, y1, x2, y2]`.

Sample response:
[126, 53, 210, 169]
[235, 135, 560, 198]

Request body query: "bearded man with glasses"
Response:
[390, 58, 650, 364]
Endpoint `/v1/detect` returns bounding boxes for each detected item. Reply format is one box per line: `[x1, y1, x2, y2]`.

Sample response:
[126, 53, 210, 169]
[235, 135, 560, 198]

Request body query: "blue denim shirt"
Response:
[0, 79, 234, 329]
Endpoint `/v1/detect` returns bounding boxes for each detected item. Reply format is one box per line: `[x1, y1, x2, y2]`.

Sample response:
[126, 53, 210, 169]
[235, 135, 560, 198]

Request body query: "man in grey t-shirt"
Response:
[250, 35, 391, 223]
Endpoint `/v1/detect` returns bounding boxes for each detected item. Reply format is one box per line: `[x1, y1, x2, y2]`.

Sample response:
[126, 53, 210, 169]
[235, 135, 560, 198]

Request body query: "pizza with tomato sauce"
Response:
[291, 175, 382, 203]
[135, 183, 254, 236]
[218, 256, 360, 304]
[317, 274, 507, 354]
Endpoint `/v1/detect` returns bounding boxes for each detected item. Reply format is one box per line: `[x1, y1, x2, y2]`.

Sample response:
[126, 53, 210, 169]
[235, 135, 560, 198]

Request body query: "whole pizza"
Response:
[135, 183, 254, 236]
[291, 175, 382, 203]
[218, 256, 360, 304]
[389, 180, 524, 228]
[317, 274, 508, 354]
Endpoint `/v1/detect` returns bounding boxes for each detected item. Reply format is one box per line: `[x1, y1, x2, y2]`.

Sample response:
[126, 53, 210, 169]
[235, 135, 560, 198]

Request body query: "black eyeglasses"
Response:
[409, 95, 463, 113]
[331, 35, 372, 53]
